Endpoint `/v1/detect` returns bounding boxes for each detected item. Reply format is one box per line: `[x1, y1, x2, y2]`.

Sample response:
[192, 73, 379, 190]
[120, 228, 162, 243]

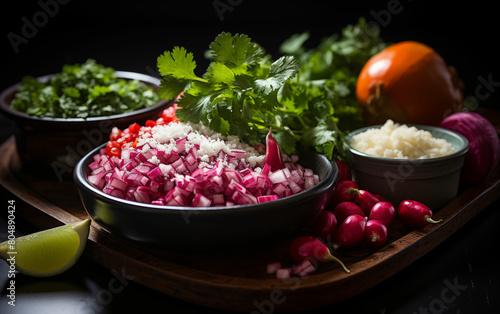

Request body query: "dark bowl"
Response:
[74, 143, 338, 251]
[0, 71, 172, 180]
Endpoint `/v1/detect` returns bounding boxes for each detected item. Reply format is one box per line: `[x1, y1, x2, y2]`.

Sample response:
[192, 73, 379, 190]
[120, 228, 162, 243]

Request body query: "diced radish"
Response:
[109, 189, 124, 199]
[276, 268, 292, 280]
[88, 172, 106, 189]
[224, 169, 243, 183]
[159, 164, 174, 177]
[87, 124, 320, 208]
[261, 164, 271, 176]
[257, 195, 279, 203]
[266, 262, 282, 274]
[212, 194, 225, 204]
[230, 149, 247, 158]
[151, 199, 165, 206]
[147, 167, 162, 180]
[292, 259, 316, 277]
[110, 178, 128, 191]
[192, 193, 212, 207]
[304, 176, 315, 190]
[184, 153, 197, 166]
[290, 169, 304, 184]
[304, 168, 314, 177]
[288, 181, 303, 194]
[88, 160, 101, 171]
[272, 184, 287, 195]
[268, 170, 287, 184]
[134, 187, 151, 204]
[176, 137, 186, 153]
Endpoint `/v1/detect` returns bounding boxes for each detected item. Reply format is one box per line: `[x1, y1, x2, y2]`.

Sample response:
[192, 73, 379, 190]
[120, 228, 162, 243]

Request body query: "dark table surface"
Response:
[1, 1, 499, 313]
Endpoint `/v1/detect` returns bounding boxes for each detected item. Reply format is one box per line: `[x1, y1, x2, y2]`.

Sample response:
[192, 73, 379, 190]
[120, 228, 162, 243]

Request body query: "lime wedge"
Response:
[0, 219, 91, 277]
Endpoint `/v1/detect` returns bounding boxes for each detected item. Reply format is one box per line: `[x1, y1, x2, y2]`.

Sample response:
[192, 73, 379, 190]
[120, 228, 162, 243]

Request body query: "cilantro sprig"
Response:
[158, 33, 301, 151]
[157, 19, 386, 160]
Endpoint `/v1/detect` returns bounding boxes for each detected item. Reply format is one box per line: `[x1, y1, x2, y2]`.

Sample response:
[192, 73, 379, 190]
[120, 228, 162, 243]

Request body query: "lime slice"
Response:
[0, 219, 90, 277]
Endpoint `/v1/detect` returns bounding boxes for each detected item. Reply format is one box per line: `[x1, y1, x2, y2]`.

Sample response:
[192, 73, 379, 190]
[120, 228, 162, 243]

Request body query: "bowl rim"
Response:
[344, 123, 470, 163]
[0, 71, 166, 123]
[74, 142, 338, 215]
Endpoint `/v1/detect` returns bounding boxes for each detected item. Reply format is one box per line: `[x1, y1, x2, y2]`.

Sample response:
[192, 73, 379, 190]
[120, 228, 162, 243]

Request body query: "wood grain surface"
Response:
[1, 135, 499, 313]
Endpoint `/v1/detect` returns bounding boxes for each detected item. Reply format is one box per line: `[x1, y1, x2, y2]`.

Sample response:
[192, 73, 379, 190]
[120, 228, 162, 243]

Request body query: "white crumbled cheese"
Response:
[351, 119, 455, 159]
[141, 144, 151, 154]
[136, 121, 264, 167]
[149, 155, 160, 165]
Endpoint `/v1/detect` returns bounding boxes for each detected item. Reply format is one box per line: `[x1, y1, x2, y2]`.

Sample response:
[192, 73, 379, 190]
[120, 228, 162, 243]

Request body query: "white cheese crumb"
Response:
[135, 121, 264, 167]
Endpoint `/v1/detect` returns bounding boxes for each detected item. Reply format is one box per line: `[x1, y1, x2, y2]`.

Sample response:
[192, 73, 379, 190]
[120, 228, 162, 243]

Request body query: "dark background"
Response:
[0, 0, 499, 313]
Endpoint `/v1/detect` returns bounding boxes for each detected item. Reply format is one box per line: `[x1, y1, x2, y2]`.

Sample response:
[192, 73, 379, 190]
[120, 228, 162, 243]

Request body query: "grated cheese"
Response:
[136, 121, 264, 167]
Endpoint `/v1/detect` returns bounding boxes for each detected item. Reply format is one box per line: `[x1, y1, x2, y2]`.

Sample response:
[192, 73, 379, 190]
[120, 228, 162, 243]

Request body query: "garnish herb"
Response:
[11, 59, 160, 119]
[157, 19, 386, 159]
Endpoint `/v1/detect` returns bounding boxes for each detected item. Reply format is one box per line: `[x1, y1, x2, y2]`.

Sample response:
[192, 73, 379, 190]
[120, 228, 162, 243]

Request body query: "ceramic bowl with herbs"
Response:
[0, 59, 172, 179]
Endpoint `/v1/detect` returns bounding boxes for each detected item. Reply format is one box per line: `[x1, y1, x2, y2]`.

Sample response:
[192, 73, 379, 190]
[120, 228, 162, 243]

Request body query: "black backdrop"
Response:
[1, 0, 499, 110]
[0, 1, 499, 313]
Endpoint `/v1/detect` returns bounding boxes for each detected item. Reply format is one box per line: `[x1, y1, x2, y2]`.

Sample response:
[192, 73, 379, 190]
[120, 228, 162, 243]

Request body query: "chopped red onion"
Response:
[86, 127, 319, 207]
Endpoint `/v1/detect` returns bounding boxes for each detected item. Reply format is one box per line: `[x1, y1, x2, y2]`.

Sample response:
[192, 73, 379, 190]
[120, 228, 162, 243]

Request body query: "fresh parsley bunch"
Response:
[279, 18, 387, 158]
[158, 32, 301, 153]
[157, 20, 386, 160]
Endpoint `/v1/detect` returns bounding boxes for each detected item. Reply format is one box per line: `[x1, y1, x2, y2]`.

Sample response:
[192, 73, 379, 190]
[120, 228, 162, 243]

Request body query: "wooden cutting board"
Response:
[1, 136, 499, 313]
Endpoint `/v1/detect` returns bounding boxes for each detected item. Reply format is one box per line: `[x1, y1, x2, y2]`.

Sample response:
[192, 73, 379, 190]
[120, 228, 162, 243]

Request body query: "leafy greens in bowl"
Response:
[10, 59, 160, 119]
[0, 61, 172, 180]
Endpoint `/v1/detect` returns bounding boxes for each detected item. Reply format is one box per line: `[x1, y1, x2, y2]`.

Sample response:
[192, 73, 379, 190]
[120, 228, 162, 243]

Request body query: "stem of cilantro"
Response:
[296, 115, 308, 129]
[248, 118, 286, 132]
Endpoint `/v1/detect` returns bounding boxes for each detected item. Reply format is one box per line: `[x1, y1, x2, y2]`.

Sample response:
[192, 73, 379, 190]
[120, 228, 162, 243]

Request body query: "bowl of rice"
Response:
[344, 120, 469, 209]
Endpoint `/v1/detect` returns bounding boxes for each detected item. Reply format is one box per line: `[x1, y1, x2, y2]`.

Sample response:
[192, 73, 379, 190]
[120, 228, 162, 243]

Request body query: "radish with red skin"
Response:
[333, 214, 367, 249]
[354, 189, 385, 216]
[292, 259, 317, 277]
[276, 268, 292, 280]
[289, 236, 350, 273]
[311, 210, 337, 241]
[369, 201, 396, 227]
[335, 160, 352, 181]
[333, 201, 365, 223]
[398, 200, 443, 228]
[331, 180, 359, 206]
[266, 262, 282, 275]
[364, 220, 388, 249]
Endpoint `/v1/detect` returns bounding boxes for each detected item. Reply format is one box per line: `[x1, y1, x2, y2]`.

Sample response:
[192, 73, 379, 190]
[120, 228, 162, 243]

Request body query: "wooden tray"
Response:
[1, 135, 500, 313]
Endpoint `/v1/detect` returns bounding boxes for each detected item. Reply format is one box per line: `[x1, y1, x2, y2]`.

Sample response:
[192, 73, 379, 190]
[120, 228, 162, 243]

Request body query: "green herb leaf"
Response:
[157, 47, 207, 83]
[157, 21, 386, 160]
[10, 59, 160, 119]
[206, 62, 235, 85]
[254, 56, 300, 95]
[209, 32, 265, 74]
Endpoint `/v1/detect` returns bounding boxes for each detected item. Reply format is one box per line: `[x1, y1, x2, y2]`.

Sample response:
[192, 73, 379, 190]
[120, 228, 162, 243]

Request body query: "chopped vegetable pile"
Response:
[87, 116, 320, 207]
[11, 59, 160, 118]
